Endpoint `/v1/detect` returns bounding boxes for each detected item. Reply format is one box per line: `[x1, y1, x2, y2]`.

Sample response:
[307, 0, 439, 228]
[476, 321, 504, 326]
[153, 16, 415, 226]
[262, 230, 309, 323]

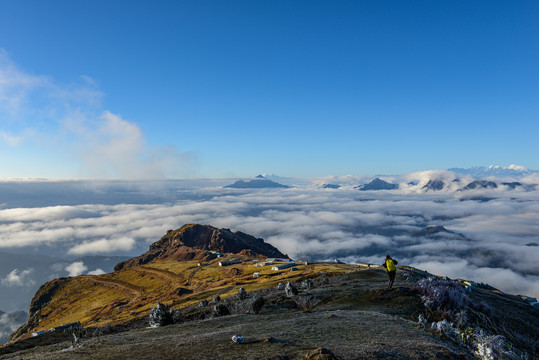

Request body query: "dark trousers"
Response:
[387, 271, 396, 289]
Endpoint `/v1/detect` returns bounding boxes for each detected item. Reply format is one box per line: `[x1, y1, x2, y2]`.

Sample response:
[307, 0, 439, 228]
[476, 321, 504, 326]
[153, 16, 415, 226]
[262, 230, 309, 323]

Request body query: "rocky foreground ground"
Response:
[1, 268, 537, 360]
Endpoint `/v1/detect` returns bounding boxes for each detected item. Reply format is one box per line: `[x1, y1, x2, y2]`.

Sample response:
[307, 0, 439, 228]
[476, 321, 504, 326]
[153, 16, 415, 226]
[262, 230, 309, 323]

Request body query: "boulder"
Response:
[250, 296, 265, 314]
[213, 304, 230, 317]
[148, 302, 173, 327]
[285, 282, 298, 297]
[302, 279, 313, 290]
[237, 287, 247, 300]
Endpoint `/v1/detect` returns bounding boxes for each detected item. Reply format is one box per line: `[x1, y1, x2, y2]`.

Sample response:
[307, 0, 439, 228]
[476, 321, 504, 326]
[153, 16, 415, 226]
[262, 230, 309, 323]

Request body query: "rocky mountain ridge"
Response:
[115, 224, 287, 271]
[449, 165, 537, 178]
[354, 177, 536, 192]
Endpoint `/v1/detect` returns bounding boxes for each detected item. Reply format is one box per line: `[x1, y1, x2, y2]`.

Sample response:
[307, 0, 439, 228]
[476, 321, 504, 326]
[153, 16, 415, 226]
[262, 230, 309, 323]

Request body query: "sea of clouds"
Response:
[0, 178, 537, 300]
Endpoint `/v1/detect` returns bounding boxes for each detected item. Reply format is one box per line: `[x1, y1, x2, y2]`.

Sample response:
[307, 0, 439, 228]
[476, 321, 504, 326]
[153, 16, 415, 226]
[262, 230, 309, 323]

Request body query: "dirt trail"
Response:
[186, 267, 202, 286]
[86, 277, 143, 298]
[136, 266, 186, 283]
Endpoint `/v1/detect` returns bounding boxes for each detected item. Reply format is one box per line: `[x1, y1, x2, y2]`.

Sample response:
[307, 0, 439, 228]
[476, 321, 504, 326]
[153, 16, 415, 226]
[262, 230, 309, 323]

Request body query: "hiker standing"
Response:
[382, 255, 398, 289]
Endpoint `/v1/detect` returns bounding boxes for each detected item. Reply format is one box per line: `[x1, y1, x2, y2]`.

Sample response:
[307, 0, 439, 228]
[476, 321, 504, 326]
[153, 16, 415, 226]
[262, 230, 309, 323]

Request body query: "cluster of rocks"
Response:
[277, 279, 313, 296]
[193, 287, 267, 317]
[149, 279, 319, 327]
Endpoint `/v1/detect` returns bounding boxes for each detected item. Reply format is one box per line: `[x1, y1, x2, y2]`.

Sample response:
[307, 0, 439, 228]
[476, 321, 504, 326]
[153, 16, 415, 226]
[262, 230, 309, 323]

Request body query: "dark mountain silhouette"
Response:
[355, 178, 398, 191]
[501, 182, 522, 189]
[463, 180, 498, 190]
[321, 184, 340, 189]
[225, 178, 289, 189]
[412, 225, 467, 239]
[422, 180, 445, 191]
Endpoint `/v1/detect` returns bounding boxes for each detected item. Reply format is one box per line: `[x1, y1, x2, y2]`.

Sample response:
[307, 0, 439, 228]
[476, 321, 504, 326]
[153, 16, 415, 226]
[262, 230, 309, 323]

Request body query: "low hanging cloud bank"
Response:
[0, 181, 537, 299]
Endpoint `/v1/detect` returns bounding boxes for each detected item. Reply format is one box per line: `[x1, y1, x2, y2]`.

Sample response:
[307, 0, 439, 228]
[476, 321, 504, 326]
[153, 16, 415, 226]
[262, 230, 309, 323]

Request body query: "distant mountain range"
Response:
[353, 177, 536, 192]
[449, 165, 537, 178]
[348, 166, 538, 192]
[219, 166, 538, 191]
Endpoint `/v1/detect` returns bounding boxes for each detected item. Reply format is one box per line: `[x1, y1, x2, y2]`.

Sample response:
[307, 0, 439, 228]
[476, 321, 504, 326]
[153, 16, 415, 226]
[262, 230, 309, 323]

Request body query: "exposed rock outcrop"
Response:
[115, 224, 287, 271]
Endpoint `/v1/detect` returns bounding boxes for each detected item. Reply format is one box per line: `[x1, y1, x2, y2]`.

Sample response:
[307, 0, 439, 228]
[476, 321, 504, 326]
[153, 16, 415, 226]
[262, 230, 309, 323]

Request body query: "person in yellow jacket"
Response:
[382, 255, 398, 289]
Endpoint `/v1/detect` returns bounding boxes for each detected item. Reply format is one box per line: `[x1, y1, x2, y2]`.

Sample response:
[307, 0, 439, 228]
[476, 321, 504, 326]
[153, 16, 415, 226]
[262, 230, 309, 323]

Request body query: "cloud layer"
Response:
[0, 180, 537, 299]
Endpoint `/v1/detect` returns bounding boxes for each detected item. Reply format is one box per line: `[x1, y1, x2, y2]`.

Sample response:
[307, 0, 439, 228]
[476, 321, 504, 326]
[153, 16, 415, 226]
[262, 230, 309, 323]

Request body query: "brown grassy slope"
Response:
[11, 256, 353, 341]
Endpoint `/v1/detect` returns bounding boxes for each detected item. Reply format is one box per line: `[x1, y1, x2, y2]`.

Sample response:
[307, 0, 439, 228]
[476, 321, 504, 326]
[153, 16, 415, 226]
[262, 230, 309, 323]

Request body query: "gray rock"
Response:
[213, 304, 230, 317]
[285, 281, 298, 297]
[237, 287, 247, 300]
[302, 279, 313, 290]
[250, 296, 265, 314]
[149, 302, 173, 327]
[171, 309, 181, 324]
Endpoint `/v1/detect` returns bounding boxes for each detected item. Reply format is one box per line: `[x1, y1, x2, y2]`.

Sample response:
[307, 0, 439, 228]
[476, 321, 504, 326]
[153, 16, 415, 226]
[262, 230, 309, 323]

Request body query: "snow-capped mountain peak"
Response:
[448, 165, 534, 178]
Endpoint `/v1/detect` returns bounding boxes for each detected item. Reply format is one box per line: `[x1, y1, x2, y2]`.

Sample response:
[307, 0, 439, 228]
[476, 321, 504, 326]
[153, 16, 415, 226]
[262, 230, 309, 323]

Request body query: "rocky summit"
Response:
[115, 224, 287, 271]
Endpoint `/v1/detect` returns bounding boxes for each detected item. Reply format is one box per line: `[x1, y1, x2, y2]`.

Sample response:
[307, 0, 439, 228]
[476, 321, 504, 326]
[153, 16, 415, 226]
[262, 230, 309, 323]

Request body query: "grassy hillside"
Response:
[1, 256, 537, 359]
[12, 256, 352, 338]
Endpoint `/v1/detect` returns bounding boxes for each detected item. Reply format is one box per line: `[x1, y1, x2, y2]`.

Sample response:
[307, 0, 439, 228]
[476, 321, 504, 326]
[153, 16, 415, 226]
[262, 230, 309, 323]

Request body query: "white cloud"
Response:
[1, 268, 35, 286]
[72, 111, 192, 178]
[0, 130, 24, 147]
[0, 50, 49, 115]
[0, 51, 192, 179]
[65, 261, 88, 277]
[88, 268, 106, 276]
[68, 237, 136, 256]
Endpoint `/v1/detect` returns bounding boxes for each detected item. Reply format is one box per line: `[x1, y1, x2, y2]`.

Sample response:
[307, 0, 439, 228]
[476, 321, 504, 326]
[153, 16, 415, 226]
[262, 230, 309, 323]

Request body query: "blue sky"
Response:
[0, 0, 538, 178]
